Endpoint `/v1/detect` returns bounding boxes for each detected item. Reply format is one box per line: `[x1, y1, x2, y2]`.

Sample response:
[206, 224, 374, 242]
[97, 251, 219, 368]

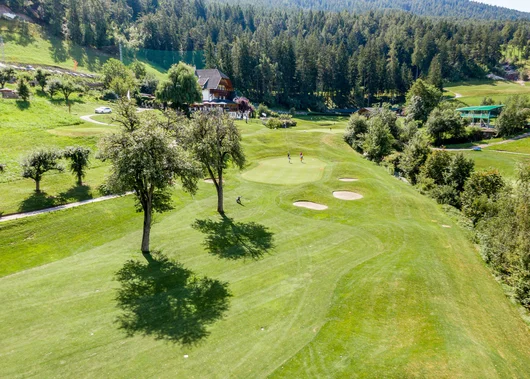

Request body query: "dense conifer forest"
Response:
[9, 0, 530, 107]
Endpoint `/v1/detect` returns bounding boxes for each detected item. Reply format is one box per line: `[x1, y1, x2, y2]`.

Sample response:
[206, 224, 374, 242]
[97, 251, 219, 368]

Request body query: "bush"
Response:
[265, 118, 282, 129]
[101, 90, 119, 101]
[343, 114, 368, 152]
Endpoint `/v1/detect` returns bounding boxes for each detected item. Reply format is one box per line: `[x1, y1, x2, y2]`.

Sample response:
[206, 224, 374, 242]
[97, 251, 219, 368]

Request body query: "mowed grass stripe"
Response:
[1, 128, 530, 377]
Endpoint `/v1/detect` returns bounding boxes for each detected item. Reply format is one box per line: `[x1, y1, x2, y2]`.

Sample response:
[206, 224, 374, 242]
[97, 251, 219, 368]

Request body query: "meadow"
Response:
[445, 80, 530, 106]
[0, 20, 165, 78]
[0, 93, 116, 214]
[2, 108, 530, 377]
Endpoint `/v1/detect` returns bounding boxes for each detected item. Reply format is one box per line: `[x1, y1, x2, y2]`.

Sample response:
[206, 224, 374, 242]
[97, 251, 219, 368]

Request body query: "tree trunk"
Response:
[36, 179, 40, 193]
[77, 174, 82, 186]
[217, 170, 224, 214]
[141, 203, 152, 254]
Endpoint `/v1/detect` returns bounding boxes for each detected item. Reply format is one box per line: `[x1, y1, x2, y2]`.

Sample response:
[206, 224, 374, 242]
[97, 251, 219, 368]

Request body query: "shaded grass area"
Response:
[0, 20, 165, 78]
[1, 125, 530, 376]
[115, 252, 231, 345]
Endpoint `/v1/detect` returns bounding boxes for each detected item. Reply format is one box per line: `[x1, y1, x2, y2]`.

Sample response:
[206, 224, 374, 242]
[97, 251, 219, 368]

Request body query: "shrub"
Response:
[265, 118, 282, 129]
[343, 114, 368, 152]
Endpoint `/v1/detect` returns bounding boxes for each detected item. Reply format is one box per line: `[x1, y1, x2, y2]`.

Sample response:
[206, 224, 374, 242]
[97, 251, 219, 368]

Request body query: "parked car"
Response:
[472, 146, 482, 151]
[95, 107, 112, 114]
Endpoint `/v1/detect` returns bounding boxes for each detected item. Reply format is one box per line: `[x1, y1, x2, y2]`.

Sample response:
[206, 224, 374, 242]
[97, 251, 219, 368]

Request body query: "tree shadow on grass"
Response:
[192, 215, 274, 260]
[18, 191, 57, 213]
[47, 31, 68, 63]
[49, 98, 85, 106]
[15, 101, 30, 111]
[115, 252, 231, 345]
[18, 185, 93, 213]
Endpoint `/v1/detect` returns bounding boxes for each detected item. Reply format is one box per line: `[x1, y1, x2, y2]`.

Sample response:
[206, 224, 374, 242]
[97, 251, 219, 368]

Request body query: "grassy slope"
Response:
[0, 20, 165, 78]
[445, 80, 530, 106]
[0, 94, 117, 214]
[1, 122, 530, 377]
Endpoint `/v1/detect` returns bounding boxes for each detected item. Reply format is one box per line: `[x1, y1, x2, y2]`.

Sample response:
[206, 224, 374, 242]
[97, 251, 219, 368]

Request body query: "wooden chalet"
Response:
[193, 69, 239, 113]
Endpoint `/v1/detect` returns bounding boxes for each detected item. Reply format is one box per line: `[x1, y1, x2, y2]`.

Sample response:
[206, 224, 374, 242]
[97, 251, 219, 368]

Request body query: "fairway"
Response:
[242, 157, 327, 185]
[2, 119, 530, 378]
[445, 80, 530, 106]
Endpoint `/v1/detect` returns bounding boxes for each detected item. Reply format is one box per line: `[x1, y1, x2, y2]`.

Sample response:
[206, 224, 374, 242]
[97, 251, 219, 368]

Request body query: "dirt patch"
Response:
[339, 178, 358, 182]
[442, 225, 451, 228]
[333, 191, 363, 200]
[293, 201, 328, 210]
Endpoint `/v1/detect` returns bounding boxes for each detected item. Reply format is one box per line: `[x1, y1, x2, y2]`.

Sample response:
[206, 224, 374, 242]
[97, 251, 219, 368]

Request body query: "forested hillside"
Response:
[7, 0, 530, 108]
[218, 0, 530, 21]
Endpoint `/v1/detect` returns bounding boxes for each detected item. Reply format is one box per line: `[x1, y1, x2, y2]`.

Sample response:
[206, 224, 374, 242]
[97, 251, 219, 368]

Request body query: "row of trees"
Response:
[20, 146, 91, 192]
[99, 102, 245, 254]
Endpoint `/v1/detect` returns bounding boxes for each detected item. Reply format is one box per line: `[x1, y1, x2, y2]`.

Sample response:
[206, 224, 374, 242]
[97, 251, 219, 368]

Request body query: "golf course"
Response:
[2, 105, 530, 377]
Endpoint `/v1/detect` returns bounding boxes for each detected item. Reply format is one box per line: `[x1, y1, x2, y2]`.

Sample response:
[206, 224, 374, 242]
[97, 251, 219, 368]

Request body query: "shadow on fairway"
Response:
[192, 215, 274, 260]
[115, 252, 231, 345]
[15, 101, 30, 111]
[18, 185, 93, 213]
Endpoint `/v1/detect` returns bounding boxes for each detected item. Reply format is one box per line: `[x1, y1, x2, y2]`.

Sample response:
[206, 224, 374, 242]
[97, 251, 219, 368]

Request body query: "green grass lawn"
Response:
[242, 156, 327, 184]
[0, 20, 166, 78]
[0, 93, 118, 214]
[488, 137, 530, 154]
[2, 120, 530, 377]
[445, 80, 530, 106]
[450, 150, 530, 178]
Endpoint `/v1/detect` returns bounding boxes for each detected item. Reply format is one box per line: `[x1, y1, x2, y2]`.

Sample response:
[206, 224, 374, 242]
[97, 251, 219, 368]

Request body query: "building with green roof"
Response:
[456, 105, 504, 128]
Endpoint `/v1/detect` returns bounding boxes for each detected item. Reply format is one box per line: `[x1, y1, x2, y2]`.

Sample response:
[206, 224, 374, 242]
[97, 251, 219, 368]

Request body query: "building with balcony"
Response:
[456, 105, 504, 128]
[193, 69, 239, 112]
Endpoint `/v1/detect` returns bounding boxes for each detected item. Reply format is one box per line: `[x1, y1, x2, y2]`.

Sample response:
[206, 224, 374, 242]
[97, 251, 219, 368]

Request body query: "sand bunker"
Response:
[204, 178, 224, 184]
[338, 178, 358, 182]
[293, 201, 328, 210]
[441, 225, 451, 228]
[333, 191, 363, 200]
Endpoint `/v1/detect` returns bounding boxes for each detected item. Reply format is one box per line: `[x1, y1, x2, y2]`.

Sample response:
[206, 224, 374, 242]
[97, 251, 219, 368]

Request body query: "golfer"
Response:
[288, 152, 291, 163]
[300, 152, 304, 163]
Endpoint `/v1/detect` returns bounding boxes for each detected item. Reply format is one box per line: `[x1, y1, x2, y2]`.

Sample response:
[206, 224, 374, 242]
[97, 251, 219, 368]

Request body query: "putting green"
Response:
[242, 157, 327, 184]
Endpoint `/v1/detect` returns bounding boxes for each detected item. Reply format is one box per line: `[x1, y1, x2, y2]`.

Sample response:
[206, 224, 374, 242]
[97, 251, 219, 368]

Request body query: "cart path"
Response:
[80, 108, 150, 126]
[80, 114, 111, 126]
[0, 193, 132, 223]
[437, 131, 530, 151]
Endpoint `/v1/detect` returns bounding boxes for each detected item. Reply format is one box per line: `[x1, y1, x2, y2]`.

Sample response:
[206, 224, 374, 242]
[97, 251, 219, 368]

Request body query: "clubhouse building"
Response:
[456, 105, 504, 129]
[192, 69, 239, 113]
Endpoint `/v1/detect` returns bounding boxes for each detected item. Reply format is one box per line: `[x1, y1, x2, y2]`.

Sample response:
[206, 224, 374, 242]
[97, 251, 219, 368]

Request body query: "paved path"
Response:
[80, 108, 149, 126]
[80, 114, 111, 126]
[0, 193, 131, 223]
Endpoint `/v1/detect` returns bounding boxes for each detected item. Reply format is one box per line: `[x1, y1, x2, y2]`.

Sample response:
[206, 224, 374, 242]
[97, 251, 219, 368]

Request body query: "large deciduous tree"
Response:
[496, 95, 530, 136]
[21, 149, 63, 193]
[63, 146, 91, 185]
[156, 62, 202, 113]
[0, 68, 15, 88]
[99, 121, 202, 254]
[34, 69, 50, 92]
[187, 110, 245, 214]
[405, 79, 442, 124]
